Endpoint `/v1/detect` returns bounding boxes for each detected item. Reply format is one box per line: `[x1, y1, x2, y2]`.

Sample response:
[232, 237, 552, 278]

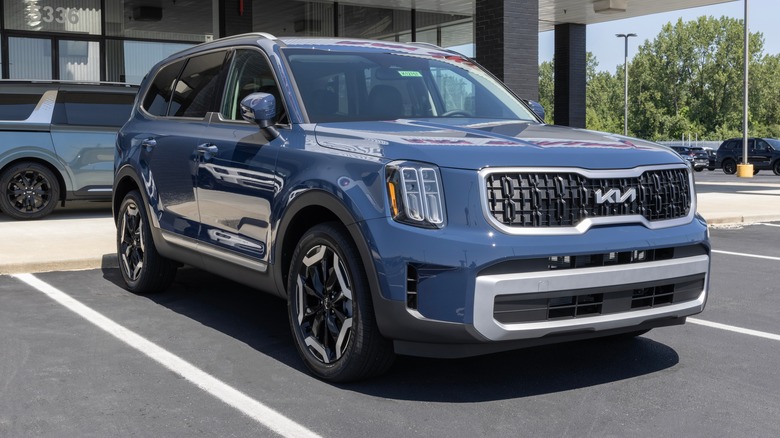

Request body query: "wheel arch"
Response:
[112, 170, 142, 224]
[274, 189, 382, 304]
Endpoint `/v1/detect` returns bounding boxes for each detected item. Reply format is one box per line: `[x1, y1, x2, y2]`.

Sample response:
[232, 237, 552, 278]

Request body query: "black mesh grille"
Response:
[485, 168, 691, 228]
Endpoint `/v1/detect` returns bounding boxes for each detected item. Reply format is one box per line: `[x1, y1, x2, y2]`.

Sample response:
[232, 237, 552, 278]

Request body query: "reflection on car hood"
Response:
[314, 119, 684, 170]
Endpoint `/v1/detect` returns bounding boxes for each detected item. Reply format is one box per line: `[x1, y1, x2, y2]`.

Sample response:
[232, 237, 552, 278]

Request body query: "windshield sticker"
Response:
[398, 70, 422, 77]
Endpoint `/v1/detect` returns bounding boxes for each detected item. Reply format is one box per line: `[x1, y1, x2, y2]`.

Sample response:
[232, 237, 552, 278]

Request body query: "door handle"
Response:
[141, 137, 157, 150]
[196, 143, 219, 161]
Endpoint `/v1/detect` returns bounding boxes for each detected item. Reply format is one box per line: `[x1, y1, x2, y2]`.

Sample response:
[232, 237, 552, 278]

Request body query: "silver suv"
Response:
[0, 81, 137, 219]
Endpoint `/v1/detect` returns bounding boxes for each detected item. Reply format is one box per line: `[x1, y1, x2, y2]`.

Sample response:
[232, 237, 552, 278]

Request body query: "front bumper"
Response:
[362, 215, 710, 357]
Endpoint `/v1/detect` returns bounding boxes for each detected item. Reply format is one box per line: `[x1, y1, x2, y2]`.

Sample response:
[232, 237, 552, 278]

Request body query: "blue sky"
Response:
[539, 0, 780, 72]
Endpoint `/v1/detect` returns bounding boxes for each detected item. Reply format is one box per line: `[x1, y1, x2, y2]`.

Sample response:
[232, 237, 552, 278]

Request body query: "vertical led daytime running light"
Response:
[386, 161, 445, 228]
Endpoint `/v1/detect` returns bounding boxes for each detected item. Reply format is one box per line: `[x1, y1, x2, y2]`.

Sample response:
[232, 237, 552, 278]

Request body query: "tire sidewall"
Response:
[287, 224, 369, 381]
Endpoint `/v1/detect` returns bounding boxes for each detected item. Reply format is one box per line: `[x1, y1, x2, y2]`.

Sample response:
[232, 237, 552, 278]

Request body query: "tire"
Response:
[287, 223, 394, 382]
[117, 190, 177, 293]
[0, 162, 60, 220]
[774, 160, 780, 176]
[694, 167, 703, 172]
[722, 159, 737, 175]
[753, 169, 760, 175]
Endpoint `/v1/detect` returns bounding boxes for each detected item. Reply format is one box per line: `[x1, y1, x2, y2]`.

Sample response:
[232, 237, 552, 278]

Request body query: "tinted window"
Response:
[54, 91, 135, 127]
[142, 60, 185, 116]
[170, 51, 227, 118]
[0, 93, 42, 121]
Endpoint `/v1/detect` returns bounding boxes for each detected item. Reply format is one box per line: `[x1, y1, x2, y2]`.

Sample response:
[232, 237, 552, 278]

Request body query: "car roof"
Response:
[169, 32, 464, 60]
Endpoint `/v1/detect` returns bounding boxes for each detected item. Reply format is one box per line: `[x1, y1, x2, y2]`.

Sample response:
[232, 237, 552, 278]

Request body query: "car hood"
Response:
[314, 119, 682, 170]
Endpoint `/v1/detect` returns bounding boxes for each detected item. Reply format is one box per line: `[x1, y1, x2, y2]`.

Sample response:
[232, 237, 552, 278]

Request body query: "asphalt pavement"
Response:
[1, 171, 779, 274]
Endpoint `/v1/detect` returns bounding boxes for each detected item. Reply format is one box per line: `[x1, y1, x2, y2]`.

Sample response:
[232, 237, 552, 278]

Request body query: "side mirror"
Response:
[524, 99, 546, 122]
[240, 92, 276, 128]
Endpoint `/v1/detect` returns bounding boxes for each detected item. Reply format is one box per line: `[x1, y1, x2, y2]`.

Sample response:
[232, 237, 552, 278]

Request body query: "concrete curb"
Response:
[0, 254, 118, 276]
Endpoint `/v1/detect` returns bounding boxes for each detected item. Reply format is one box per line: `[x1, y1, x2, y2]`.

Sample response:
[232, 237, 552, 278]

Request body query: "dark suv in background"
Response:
[0, 81, 137, 219]
[114, 34, 709, 382]
[669, 145, 709, 172]
[716, 137, 780, 175]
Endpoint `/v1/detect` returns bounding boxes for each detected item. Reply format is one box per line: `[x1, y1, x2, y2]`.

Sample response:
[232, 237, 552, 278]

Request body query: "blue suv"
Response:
[114, 34, 711, 381]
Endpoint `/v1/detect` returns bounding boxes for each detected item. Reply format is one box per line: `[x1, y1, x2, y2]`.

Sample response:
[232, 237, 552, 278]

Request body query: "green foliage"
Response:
[538, 16, 780, 140]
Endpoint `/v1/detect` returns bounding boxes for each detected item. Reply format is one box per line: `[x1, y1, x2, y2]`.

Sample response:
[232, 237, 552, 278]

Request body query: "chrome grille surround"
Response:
[479, 164, 695, 235]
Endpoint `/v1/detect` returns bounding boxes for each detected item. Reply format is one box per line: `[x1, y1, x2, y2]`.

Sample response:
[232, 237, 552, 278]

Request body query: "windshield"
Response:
[282, 48, 538, 123]
[766, 138, 780, 149]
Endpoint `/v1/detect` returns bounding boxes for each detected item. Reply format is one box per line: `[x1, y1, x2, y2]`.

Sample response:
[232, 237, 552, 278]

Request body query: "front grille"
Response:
[484, 168, 691, 228]
[493, 274, 704, 324]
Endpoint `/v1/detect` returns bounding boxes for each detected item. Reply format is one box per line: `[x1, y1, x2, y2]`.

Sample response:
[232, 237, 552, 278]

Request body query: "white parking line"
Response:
[13, 273, 321, 438]
[689, 318, 780, 342]
[759, 223, 780, 228]
[711, 249, 780, 261]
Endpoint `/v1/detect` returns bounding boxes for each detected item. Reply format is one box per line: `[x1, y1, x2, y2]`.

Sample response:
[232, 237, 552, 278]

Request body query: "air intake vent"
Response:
[406, 264, 418, 309]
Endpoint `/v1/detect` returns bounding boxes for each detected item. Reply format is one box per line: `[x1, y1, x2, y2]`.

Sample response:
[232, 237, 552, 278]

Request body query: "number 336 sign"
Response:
[7, 1, 101, 34]
[35, 5, 81, 25]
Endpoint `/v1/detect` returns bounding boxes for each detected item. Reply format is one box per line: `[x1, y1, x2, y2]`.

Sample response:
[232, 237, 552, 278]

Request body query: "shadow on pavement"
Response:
[100, 266, 680, 402]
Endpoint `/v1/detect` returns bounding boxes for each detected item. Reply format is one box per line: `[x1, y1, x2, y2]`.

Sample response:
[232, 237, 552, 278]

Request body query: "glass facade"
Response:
[1, 0, 474, 83]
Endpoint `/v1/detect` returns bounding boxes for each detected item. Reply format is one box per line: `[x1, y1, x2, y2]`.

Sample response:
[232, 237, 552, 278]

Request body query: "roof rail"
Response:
[406, 41, 467, 57]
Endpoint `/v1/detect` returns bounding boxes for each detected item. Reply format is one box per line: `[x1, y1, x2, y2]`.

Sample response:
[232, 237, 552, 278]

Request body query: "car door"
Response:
[50, 88, 135, 197]
[751, 139, 773, 168]
[194, 48, 284, 268]
[132, 51, 227, 240]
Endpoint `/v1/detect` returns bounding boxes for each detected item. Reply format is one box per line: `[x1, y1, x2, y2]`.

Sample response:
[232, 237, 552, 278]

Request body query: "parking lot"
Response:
[1, 172, 779, 437]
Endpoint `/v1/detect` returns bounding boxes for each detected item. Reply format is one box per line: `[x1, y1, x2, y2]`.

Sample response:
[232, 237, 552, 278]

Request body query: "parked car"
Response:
[716, 137, 780, 175]
[114, 34, 710, 382]
[668, 145, 709, 172]
[0, 80, 137, 219]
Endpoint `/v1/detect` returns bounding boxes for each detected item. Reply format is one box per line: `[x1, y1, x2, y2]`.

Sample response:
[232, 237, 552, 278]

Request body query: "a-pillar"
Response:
[475, 0, 539, 100]
[554, 23, 586, 127]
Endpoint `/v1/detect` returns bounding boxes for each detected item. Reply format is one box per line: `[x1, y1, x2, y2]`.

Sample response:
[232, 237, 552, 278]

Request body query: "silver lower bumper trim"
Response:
[473, 255, 709, 341]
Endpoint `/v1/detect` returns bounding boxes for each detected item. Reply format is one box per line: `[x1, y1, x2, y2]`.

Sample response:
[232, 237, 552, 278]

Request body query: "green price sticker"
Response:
[398, 70, 422, 77]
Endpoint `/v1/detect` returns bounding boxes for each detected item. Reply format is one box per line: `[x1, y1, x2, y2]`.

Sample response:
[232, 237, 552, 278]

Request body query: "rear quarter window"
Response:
[0, 93, 42, 121]
[54, 91, 135, 127]
[142, 60, 186, 117]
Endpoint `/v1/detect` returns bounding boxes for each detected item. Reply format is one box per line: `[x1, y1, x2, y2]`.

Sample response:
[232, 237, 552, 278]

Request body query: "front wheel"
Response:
[0, 162, 60, 220]
[774, 160, 780, 176]
[117, 190, 177, 293]
[287, 223, 394, 382]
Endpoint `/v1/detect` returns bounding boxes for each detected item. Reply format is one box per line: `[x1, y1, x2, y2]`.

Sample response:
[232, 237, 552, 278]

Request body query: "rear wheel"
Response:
[774, 160, 780, 176]
[0, 162, 60, 220]
[287, 223, 394, 382]
[117, 190, 177, 293]
[722, 159, 737, 175]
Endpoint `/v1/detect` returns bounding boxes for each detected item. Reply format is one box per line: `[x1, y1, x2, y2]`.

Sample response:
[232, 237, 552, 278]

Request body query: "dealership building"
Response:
[0, 0, 732, 126]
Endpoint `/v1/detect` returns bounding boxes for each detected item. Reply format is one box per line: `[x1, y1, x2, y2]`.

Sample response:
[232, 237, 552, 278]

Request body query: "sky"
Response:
[539, 0, 780, 72]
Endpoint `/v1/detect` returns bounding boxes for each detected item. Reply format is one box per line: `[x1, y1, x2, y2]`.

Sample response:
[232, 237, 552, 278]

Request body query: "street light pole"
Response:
[737, 0, 753, 177]
[616, 33, 637, 136]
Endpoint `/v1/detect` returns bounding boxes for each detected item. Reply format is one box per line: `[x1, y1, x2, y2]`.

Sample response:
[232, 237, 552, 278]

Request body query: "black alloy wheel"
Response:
[117, 190, 177, 293]
[288, 223, 394, 382]
[0, 162, 60, 220]
[722, 159, 737, 175]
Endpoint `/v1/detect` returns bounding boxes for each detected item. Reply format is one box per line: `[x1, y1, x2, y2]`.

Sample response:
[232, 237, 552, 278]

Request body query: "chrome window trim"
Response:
[478, 164, 696, 236]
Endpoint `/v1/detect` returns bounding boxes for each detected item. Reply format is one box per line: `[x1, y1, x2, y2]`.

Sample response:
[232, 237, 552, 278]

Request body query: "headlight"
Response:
[385, 161, 446, 228]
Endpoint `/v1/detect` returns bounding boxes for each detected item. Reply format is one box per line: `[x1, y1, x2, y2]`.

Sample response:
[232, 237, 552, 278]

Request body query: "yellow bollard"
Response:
[736, 163, 754, 178]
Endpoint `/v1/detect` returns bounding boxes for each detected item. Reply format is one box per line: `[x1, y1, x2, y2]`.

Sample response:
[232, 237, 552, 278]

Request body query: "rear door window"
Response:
[169, 51, 228, 118]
